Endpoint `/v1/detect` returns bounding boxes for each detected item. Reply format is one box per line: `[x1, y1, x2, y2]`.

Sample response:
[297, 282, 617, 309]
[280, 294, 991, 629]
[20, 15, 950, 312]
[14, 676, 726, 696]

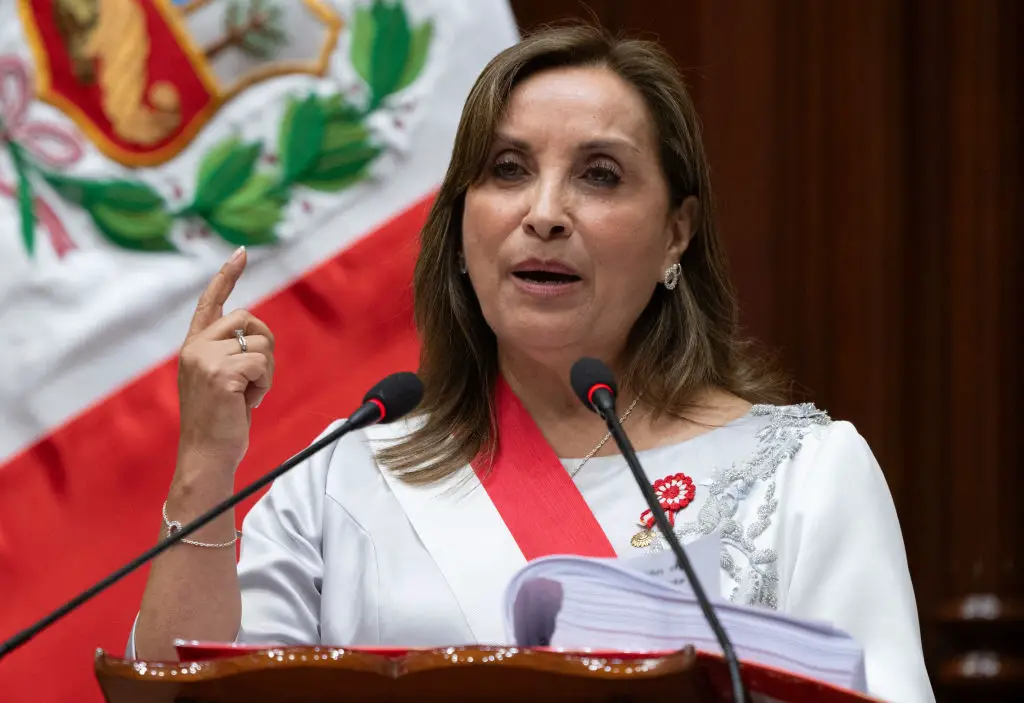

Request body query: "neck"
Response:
[497, 345, 638, 458]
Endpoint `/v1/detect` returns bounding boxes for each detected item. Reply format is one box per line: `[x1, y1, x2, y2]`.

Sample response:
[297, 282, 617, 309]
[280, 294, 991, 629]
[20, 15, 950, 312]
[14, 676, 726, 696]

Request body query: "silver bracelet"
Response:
[162, 501, 241, 549]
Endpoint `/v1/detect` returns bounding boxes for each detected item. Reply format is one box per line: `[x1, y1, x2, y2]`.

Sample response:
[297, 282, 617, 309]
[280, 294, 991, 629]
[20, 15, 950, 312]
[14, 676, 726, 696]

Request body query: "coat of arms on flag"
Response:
[7, 0, 434, 255]
[19, 0, 346, 166]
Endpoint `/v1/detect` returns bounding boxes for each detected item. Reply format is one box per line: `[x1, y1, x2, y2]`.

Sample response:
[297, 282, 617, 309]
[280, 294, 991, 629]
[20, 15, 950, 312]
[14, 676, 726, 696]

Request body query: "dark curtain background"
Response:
[508, 2, 1023, 701]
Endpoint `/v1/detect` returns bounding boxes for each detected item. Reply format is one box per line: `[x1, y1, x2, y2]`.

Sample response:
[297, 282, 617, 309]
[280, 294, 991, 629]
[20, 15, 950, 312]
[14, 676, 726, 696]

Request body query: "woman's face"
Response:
[462, 66, 695, 365]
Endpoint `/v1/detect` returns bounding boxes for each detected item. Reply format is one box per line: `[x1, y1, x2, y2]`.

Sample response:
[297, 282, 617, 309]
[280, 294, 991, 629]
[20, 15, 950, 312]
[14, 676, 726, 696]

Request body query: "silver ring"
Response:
[234, 328, 247, 354]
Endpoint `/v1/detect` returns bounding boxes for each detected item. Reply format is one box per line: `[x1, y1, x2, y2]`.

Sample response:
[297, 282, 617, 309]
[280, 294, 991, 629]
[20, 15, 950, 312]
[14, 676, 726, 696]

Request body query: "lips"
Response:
[511, 259, 582, 285]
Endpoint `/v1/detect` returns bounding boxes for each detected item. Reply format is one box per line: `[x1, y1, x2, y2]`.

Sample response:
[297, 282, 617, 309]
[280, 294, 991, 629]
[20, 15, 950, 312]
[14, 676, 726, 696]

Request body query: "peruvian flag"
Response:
[0, 1, 518, 700]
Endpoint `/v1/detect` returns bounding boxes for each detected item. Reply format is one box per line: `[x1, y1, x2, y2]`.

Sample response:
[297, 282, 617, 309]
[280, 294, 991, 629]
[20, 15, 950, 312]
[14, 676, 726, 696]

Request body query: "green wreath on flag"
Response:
[13, 0, 433, 254]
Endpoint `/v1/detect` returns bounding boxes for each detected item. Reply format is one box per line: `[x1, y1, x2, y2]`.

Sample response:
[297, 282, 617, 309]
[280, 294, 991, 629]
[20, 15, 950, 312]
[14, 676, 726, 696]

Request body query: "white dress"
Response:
[129, 403, 935, 703]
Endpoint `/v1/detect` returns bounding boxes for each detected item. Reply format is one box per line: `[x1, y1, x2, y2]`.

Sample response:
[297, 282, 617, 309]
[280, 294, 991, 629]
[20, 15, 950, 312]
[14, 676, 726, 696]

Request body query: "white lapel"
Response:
[364, 422, 526, 645]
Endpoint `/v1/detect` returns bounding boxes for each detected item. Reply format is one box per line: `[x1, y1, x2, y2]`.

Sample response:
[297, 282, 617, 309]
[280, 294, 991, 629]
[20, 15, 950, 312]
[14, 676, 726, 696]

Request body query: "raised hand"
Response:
[177, 247, 275, 472]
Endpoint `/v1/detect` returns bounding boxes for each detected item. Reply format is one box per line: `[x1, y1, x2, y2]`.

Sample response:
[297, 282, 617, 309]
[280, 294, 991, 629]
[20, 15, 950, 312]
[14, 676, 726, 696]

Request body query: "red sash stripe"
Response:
[471, 377, 617, 561]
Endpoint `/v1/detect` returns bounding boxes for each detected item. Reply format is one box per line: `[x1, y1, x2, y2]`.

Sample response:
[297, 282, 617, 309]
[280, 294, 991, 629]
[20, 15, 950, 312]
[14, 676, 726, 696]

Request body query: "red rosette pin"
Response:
[652, 472, 696, 512]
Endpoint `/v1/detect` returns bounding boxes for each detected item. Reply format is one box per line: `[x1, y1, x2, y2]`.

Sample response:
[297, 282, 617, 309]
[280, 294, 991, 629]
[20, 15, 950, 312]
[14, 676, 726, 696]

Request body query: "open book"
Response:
[175, 533, 868, 698]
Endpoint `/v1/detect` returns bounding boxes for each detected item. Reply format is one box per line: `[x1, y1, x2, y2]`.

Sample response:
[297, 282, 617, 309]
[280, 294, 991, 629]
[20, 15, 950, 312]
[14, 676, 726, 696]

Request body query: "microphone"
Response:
[0, 371, 424, 661]
[570, 358, 749, 703]
[346, 371, 425, 430]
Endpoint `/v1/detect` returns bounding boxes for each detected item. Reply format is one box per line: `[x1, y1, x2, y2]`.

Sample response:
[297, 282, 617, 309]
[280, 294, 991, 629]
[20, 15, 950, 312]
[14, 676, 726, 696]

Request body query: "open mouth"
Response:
[512, 271, 582, 284]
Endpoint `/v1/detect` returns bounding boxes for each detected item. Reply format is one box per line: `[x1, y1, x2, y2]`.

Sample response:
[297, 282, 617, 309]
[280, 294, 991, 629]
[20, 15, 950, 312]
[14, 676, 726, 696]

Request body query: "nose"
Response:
[522, 178, 570, 240]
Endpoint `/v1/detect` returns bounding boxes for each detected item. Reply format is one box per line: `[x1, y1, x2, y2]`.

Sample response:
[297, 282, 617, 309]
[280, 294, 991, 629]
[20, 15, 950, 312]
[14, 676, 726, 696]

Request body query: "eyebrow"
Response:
[579, 138, 641, 154]
[493, 133, 641, 154]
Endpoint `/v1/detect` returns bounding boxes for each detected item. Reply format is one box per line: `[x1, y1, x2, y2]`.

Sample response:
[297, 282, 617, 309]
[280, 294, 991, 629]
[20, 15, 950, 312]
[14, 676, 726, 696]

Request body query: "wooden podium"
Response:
[95, 644, 877, 703]
[94, 645, 717, 702]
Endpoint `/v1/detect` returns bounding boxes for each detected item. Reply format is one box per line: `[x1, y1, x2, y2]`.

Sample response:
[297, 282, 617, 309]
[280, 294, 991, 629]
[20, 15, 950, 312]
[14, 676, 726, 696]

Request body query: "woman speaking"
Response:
[130, 24, 933, 703]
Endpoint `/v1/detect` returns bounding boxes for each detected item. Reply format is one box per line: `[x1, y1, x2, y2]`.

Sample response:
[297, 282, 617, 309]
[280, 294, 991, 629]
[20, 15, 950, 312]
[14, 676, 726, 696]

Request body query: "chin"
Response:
[496, 313, 592, 356]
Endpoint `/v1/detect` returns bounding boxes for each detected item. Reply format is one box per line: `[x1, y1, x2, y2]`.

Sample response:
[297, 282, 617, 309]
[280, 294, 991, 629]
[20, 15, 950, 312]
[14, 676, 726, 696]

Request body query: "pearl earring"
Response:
[458, 251, 467, 274]
[662, 262, 681, 290]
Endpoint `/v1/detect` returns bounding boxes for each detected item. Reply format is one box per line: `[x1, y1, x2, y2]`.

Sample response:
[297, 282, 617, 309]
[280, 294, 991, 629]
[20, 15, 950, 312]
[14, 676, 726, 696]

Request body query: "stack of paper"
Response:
[503, 534, 867, 693]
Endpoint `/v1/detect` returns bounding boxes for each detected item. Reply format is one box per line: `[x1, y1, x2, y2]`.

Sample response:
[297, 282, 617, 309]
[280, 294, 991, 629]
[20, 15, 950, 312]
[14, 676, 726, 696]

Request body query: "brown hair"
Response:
[377, 23, 787, 482]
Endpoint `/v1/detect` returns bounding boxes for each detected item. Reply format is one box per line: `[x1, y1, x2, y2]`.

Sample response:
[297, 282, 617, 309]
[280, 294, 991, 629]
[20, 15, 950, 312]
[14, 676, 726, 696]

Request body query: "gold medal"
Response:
[630, 528, 653, 548]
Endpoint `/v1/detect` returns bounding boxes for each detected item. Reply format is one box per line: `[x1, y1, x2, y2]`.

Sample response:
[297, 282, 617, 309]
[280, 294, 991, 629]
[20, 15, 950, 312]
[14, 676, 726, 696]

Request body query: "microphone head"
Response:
[570, 357, 618, 412]
[362, 371, 424, 424]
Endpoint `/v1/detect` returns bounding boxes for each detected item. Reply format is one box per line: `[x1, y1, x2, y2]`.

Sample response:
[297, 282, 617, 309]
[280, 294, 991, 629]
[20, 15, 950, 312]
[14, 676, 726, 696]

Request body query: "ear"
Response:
[662, 196, 699, 269]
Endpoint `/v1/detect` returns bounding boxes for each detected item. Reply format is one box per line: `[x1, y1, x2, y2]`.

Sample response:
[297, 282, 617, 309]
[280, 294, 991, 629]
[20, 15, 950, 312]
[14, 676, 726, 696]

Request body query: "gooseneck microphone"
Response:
[0, 371, 424, 661]
[570, 358, 749, 703]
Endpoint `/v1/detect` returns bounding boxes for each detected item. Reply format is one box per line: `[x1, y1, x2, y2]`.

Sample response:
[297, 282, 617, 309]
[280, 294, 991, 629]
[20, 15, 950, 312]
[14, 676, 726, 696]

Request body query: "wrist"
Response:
[175, 441, 238, 479]
[170, 454, 236, 505]
[165, 469, 238, 544]
[162, 499, 241, 549]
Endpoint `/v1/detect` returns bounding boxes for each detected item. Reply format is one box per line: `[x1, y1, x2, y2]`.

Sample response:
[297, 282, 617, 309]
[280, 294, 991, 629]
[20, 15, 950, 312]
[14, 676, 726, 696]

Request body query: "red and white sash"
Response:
[372, 376, 613, 643]
[470, 376, 616, 560]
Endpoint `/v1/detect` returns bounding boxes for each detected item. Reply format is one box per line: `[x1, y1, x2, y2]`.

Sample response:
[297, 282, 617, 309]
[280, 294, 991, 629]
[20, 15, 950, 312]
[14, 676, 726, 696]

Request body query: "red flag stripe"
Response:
[0, 195, 432, 702]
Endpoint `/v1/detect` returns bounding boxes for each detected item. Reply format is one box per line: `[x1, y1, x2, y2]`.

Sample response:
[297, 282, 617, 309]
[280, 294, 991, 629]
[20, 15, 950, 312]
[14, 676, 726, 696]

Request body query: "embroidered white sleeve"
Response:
[653, 403, 830, 608]
[776, 421, 935, 703]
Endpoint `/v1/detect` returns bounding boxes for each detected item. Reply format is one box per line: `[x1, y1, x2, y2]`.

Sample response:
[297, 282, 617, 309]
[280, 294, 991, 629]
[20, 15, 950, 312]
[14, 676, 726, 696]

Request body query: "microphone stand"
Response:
[0, 413, 370, 661]
[594, 398, 749, 703]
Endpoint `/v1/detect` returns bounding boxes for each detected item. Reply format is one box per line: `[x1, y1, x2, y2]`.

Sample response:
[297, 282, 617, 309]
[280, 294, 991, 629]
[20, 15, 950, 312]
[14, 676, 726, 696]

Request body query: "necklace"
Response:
[570, 396, 641, 478]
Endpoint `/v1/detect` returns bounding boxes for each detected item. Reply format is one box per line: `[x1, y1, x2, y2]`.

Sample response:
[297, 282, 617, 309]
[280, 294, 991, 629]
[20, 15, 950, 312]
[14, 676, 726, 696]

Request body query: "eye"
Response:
[583, 158, 622, 187]
[492, 154, 527, 181]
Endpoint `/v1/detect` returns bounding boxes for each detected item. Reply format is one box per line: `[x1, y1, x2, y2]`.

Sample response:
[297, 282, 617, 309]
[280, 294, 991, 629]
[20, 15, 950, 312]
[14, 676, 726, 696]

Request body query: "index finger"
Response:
[187, 246, 247, 339]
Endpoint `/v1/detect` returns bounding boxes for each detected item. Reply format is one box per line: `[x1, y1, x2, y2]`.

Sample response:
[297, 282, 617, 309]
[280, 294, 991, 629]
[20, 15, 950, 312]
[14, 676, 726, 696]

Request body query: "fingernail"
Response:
[230, 245, 246, 262]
